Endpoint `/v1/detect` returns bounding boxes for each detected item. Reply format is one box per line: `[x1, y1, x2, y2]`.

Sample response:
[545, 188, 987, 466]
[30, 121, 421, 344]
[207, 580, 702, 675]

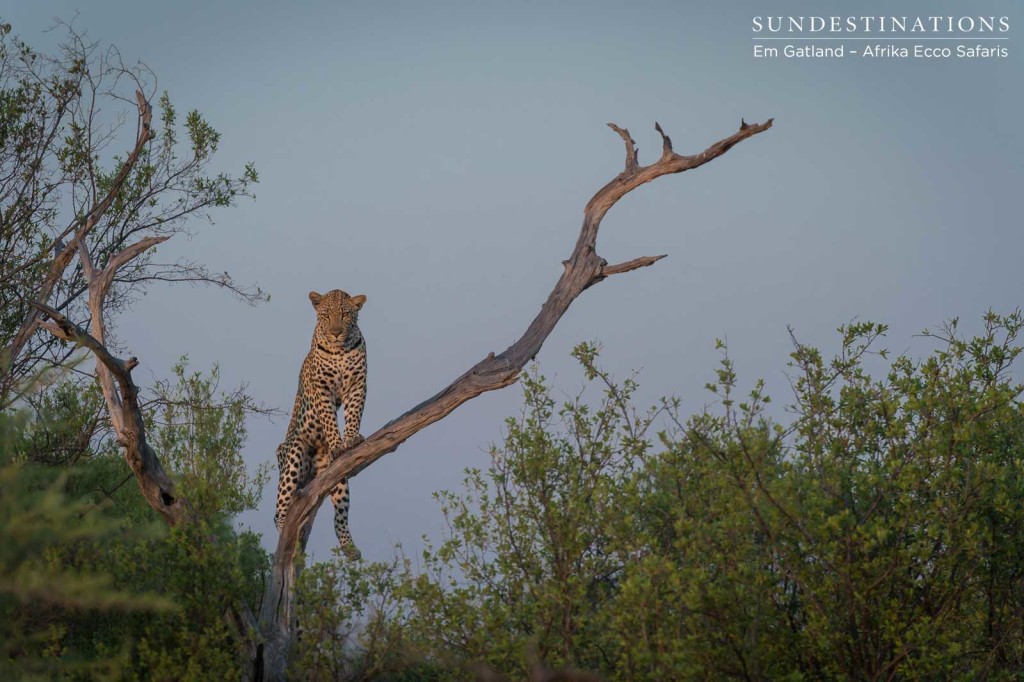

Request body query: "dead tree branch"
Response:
[257, 117, 772, 679]
[31, 300, 189, 525]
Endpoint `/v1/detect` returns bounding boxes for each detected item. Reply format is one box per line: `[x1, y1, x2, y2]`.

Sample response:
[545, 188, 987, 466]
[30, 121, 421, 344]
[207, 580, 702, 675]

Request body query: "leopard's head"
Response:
[309, 289, 366, 347]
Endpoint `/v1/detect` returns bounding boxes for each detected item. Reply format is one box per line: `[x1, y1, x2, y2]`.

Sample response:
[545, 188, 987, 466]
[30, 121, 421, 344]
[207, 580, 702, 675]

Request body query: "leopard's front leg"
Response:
[307, 398, 361, 558]
[338, 350, 367, 451]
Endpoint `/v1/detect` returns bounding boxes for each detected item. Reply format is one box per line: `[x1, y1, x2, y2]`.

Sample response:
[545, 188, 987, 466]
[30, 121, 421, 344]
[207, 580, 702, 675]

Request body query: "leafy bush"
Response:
[1, 362, 270, 680]
[0, 410, 170, 680]
[329, 314, 1024, 680]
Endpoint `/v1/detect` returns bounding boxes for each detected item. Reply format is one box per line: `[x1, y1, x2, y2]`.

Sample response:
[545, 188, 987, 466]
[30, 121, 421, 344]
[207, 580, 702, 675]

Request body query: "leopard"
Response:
[274, 289, 367, 558]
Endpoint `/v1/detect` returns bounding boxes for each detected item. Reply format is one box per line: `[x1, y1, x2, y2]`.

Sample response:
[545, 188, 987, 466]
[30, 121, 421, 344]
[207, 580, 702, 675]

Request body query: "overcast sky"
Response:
[7, 1, 1022, 562]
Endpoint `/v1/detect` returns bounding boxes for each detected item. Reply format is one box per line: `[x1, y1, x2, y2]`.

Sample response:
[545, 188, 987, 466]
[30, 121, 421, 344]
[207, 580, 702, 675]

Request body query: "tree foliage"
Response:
[1, 362, 270, 679]
[149, 357, 271, 518]
[0, 19, 261, 402]
[0, 409, 169, 680]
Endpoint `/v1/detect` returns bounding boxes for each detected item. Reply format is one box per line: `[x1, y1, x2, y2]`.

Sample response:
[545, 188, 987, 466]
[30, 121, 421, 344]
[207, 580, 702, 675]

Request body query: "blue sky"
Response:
[7, 1, 1022, 561]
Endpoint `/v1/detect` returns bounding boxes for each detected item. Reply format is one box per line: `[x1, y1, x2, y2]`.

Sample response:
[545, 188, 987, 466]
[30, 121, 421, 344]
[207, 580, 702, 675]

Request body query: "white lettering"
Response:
[914, 45, 951, 58]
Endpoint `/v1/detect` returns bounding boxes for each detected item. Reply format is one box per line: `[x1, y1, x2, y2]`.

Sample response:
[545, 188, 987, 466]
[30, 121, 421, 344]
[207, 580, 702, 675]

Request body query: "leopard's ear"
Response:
[309, 291, 323, 306]
[351, 294, 366, 310]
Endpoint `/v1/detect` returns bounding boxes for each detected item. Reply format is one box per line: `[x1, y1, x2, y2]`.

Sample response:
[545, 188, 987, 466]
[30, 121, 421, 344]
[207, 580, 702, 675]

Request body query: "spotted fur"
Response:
[274, 289, 367, 558]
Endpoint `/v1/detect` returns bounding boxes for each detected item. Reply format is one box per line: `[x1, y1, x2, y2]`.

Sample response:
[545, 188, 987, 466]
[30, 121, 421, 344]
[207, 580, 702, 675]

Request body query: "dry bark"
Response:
[32, 300, 189, 524]
[34, 116, 772, 680]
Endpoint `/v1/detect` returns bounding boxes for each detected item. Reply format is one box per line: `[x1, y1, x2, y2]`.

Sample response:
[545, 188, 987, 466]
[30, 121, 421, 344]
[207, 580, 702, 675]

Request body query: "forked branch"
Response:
[257, 118, 772, 679]
[291, 118, 773, 508]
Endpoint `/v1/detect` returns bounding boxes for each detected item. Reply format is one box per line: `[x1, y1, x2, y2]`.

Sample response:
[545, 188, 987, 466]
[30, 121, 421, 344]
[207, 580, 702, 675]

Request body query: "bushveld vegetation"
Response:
[5, 320, 1023, 680]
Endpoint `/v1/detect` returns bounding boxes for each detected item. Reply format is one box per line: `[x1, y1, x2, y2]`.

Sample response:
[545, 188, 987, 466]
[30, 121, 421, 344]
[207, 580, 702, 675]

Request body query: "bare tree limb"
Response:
[256, 118, 772, 679]
[597, 254, 668, 280]
[607, 124, 638, 171]
[30, 301, 190, 526]
[95, 236, 170, 300]
[654, 121, 673, 157]
[77, 236, 167, 435]
[110, 258, 267, 304]
[78, 240, 96, 284]
[38, 320, 74, 341]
